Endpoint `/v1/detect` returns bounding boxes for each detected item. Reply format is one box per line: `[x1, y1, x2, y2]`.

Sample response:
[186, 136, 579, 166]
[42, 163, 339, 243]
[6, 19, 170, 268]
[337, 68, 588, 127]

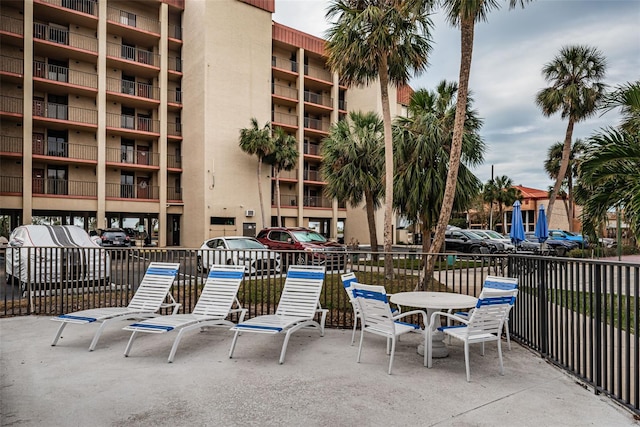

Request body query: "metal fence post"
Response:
[594, 263, 602, 394]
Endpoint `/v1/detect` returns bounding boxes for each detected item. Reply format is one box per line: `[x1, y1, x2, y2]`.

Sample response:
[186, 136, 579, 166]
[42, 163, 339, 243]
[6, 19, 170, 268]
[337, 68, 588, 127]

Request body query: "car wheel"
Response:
[470, 247, 482, 254]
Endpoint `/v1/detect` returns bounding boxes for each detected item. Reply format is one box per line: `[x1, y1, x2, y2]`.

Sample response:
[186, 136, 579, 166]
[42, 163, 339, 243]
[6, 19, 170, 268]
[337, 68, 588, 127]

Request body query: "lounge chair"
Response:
[352, 282, 427, 374]
[228, 265, 327, 364]
[51, 262, 180, 351]
[123, 264, 247, 362]
[427, 290, 517, 382]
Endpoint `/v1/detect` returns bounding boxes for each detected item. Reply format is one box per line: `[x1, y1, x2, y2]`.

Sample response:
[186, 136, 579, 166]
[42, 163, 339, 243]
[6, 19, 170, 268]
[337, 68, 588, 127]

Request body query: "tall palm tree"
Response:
[394, 81, 484, 289]
[482, 179, 499, 229]
[325, 0, 434, 277]
[430, 0, 530, 266]
[600, 80, 640, 134]
[321, 111, 384, 254]
[239, 118, 274, 229]
[535, 45, 607, 226]
[491, 175, 520, 233]
[544, 139, 587, 230]
[264, 127, 299, 227]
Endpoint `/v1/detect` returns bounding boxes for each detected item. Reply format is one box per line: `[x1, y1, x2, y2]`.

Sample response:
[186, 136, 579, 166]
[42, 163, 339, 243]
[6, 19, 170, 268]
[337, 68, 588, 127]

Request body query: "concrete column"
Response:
[96, 0, 107, 229]
[21, 0, 34, 224]
[330, 71, 340, 239]
[158, 3, 169, 247]
[296, 47, 304, 225]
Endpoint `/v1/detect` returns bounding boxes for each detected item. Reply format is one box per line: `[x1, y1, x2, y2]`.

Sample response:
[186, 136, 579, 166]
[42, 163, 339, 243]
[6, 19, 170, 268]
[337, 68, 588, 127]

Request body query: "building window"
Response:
[48, 59, 68, 83]
[47, 129, 68, 157]
[121, 172, 134, 198]
[47, 165, 68, 195]
[121, 138, 134, 163]
[210, 217, 235, 226]
[47, 94, 68, 120]
[121, 107, 135, 129]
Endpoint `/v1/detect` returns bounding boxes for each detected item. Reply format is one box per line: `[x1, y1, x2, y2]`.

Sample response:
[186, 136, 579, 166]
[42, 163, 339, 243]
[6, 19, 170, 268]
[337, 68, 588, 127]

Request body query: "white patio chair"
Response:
[51, 262, 181, 351]
[352, 282, 427, 375]
[228, 265, 327, 364]
[451, 276, 518, 349]
[428, 290, 517, 382]
[123, 264, 247, 362]
[340, 272, 361, 345]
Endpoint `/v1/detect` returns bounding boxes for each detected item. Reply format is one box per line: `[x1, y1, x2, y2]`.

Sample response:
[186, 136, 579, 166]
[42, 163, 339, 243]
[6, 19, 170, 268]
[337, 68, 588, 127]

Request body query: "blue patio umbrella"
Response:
[510, 200, 526, 245]
[534, 204, 549, 243]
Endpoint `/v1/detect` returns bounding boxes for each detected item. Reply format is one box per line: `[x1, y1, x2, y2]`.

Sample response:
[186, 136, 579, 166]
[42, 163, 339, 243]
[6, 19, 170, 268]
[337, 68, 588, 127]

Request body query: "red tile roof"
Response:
[514, 185, 551, 200]
[397, 84, 414, 106]
[272, 22, 326, 56]
[239, 0, 275, 13]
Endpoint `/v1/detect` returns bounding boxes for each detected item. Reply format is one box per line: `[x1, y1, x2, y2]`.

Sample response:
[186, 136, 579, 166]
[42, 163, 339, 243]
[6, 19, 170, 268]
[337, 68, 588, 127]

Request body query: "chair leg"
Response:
[168, 329, 187, 363]
[228, 330, 241, 358]
[51, 322, 68, 346]
[279, 330, 294, 364]
[388, 337, 396, 375]
[386, 337, 391, 355]
[497, 337, 504, 375]
[350, 314, 358, 346]
[356, 328, 365, 363]
[426, 328, 433, 368]
[504, 321, 511, 350]
[123, 331, 138, 357]
[89, 321, 109, 351]
[464, 341, 471, 382]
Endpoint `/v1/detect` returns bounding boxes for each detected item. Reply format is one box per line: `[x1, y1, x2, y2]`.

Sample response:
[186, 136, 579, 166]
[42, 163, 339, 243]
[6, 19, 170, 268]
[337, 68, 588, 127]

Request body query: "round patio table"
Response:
[390, 292, 478, 358]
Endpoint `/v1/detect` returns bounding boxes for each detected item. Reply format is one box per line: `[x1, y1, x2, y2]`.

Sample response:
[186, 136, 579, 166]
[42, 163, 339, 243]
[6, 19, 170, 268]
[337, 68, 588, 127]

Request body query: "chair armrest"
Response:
[161, 302, 181, 315]
[429, 311, 469, 330]
[393, 309, 428, 328]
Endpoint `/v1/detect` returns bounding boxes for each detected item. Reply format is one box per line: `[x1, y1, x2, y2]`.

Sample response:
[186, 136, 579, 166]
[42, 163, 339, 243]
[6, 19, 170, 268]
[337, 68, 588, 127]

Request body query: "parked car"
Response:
[5, 225, 110, 291]
[524, 232, 577, 256]
[197, 236, 280, 275]
[465, 229, 515, 253]
[97, 228, 131, 247]
[444, 230, 492, 254]
[548, 230, 588, 248]
[598, 237, 617, 248]
[257, 227, 347, 269]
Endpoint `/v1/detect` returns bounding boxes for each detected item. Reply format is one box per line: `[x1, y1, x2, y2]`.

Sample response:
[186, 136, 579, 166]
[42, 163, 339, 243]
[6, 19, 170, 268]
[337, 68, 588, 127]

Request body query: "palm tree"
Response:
[321, 111, 384, 254]
[239, 118, 274, 229]
[600, 80, 640, 134]
[535, 45, 607, 226]
[264, 127, 299, 228]
[491, 175, 521, 233]
[325, 0, 434, 277]
[482, 179, 499, 229]
[430, 0, 530, 266]
[543, 139, 587, 230]
[394, 81, 484, 289]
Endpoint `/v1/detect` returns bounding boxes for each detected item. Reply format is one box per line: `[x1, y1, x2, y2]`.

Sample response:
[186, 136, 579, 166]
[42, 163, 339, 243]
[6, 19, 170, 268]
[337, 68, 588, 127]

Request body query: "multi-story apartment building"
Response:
[0, 0, 402, 248]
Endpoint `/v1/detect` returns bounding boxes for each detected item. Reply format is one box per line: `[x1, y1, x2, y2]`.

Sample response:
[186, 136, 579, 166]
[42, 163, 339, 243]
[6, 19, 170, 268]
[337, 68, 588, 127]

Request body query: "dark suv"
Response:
[444, 230, 495, 254]
[257, 227, 347, 269]
[98, 228, 131, 247]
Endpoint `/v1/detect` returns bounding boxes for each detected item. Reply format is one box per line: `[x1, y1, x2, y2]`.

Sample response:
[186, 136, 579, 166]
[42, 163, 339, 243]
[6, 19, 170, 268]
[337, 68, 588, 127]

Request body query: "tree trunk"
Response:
[364, 189, 379, 254]
[379, 57, 394, 279]
[428, 17, 475, 274]
[416, 216, 433, 291]
[567, 175, 574, 232]
[275, 169, 282, 227]
[547, 117, 574, 227]
[257, 160, 266, 229]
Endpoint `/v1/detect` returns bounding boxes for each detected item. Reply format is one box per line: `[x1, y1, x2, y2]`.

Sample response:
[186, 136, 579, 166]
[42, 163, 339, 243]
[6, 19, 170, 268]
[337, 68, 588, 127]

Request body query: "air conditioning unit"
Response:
[245, 209, 255, 217]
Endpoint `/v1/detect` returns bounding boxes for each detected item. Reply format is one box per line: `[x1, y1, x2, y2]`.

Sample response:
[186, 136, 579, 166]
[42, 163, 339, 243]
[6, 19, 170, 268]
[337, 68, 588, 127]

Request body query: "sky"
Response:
[273, 0, 640, 191]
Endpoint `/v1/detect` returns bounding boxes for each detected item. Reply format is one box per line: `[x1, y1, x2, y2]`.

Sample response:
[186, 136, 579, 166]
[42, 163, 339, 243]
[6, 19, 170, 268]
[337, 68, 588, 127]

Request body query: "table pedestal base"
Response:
[417, 329, 449, 358]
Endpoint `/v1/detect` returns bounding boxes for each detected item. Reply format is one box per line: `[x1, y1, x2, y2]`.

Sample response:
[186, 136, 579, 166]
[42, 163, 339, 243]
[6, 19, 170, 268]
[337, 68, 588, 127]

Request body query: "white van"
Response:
[5, 225, 110, 290]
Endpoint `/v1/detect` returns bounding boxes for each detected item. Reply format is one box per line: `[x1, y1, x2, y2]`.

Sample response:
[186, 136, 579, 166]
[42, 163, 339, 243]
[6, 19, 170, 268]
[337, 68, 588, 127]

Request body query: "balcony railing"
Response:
[32, 178, 97, 197]
[338, 99, 347, 111]
[0, 15, 24, 36]
[271, 56, 298, 73]
[0, 135, 23, 154]
[304, 64, 332, 83]
[107, 7, 160, 34]
[107, 42, 158, 67]
[106, 77, 159, 100]
[272, 111, 298, 127]
[106, 183, 159, 200]
[0, 176, 23, 193]
[33, 23, 98, 53]
[36, 0, 98, 16]
[304, 91, 332, 107]
[272, 194, 298, 206]
[274, 168, 298, 180]
[32, 100, 97, 125]
[303, 195, 332, 208]
[304, 117, 329, 132]
[106, 113, 160, 133]
[167, 153, 182, 169]
[34, 61, 98, 89]
[303, 170, 323, 182]
[0, 96, 23, 115]
[167, 186, 182, 201]
[168, 89, 182, 104]
[106, 147, 159, 166]
[168, 56, 182, 72]
[169, 24, 183, 40]
[167, 122, 182, 137]
[32, 139, 97, 161]
[303, 143, 321, 156]
[272, 83, 298, 99]
[1, 55, 24, 75]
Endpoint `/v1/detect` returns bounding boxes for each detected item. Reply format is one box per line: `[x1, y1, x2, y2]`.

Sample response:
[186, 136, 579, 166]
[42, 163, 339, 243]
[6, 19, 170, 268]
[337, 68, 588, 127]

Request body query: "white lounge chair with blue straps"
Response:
[451, 276, 518, 350]
[352, 283, 428, 374]
[51, 262, 180, 351]
[123, 264, 247, 362]
[428, 290, 517, 382]
[228, 265, 327, 364]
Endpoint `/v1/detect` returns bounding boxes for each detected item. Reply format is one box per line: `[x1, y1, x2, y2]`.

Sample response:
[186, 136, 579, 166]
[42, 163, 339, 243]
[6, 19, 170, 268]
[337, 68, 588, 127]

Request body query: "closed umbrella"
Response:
[510, 200, 526, 245]
[534, 204, 549, 243]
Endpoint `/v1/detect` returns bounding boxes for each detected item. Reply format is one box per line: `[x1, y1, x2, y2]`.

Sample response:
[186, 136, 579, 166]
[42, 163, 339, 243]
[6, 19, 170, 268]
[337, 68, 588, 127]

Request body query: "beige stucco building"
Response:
[0, 0, 407, 247]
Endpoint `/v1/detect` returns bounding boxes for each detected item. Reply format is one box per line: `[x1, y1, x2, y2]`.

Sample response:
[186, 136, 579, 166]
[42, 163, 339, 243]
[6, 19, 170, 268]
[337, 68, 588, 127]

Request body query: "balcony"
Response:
[274, 168, 298, 181]
[272, 194, 298, 207]
[107, 42, 159, 76]
[0, 15, 24, 38]
[35, 0, 98, 17]
[32, 139, 97, 163]
[168, 56, 182, 75]
[303, 143, 321, 156]
[33, 23, 98, 60]
[303, 195, 332, 208]
[106, 183, 159, 200]
[272, 111, 298, 130]
[304, 64, 332, 85]
[0, 55, 24, 79]
[304, 117, 330, 134]
[303, 170, 324, 182]
[32, 178, 97, 198]
[106, 147, 159, 167]
[0, 95, 23, 118]
[106, 113, 160, 137]
[338, 99, 347, 111]
[33, 61, 98, 94]
[32, 100, 98, 129]
[167, 186, 182, 201]
[169, 24, 183, 41]
[106, 78, 159, 106]
[168, 89, 182, 106]
[0, 135, 23, 156]
[107, 7, 161, 36]
[303, 91, 332, 109]
[272, 83, 298, 101]
[167, 122, 182, 138]
[0, 176, 23, 194]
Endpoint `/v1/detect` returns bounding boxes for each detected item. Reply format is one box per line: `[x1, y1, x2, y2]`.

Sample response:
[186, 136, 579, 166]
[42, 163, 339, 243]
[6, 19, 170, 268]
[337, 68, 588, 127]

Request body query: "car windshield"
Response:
[226, 238, 266, 250]
[484, 230, 505, 239]
[292, 230, 327, 243]
[461, 230, 483, 239]
[103, 231, 125, 238]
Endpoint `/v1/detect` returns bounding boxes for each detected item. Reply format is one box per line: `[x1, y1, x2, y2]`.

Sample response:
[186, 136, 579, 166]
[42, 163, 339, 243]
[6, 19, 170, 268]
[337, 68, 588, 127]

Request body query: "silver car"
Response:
[197, 236, 280, 275]
[466, 229, 515, 253]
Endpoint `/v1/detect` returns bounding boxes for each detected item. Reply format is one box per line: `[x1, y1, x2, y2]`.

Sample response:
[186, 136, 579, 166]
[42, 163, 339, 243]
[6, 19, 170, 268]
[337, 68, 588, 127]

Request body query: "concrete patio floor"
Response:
[1, 316, 637, 426]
